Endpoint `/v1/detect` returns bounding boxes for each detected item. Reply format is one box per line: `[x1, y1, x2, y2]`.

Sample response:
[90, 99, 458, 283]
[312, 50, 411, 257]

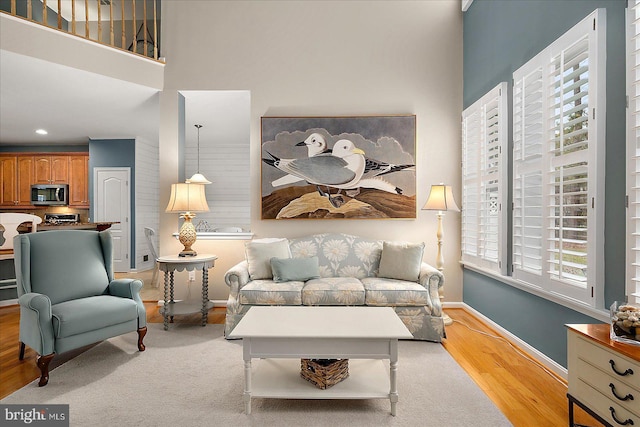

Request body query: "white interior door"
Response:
[94, 168, 130, 272]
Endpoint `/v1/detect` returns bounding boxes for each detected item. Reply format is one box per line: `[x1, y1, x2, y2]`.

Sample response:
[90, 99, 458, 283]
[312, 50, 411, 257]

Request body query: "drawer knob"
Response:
[610, 407, 635, 425]
[611, 360, 634, 376]
[610, 383, 635, 401]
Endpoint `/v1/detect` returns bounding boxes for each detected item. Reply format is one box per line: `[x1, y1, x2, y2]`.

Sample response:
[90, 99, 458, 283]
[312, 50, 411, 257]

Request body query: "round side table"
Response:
[156, 254, 217, 330]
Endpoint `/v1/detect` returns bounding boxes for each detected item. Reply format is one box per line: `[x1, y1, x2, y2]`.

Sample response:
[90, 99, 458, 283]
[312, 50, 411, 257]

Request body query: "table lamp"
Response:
[422, 183, 460, 325]
[166, 183, 210, 257]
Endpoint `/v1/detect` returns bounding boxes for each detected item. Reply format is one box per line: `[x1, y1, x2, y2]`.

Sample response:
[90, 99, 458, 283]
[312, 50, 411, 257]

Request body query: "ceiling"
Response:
[0, 49, 160, 146]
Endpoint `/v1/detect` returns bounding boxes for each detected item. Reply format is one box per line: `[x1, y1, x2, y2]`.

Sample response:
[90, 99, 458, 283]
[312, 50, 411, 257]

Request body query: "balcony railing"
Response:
[1, 0, 162, 61]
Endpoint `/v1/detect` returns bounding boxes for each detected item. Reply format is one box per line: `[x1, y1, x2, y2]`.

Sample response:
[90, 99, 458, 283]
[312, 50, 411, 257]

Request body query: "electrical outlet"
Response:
[189, 271, 196, 281]
[143, 255, 149, 262]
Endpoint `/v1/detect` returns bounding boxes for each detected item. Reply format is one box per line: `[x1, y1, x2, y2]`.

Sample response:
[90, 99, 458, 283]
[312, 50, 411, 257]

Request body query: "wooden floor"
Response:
[0, 304, 595, 426]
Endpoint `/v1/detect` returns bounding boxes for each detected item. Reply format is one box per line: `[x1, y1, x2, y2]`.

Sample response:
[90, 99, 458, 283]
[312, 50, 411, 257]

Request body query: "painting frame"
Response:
[261, 115, 417, 220]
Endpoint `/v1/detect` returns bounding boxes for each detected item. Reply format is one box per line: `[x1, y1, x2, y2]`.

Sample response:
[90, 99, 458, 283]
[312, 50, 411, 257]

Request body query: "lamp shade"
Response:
[422, 184, 460, 212]
[186, 124, 211, 184]
[186, 173, 211, 185]
[165, 183, 210, 213]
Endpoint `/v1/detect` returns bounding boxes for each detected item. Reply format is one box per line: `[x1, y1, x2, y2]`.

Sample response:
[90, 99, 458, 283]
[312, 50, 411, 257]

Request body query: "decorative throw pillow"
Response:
[245, 239, 291, 280]
[270, 256, 320, 282]
[377, 241, 425, 282]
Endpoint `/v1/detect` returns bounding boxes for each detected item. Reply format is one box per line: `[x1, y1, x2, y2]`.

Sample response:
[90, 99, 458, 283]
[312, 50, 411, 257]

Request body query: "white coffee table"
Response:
[227, 306, 413, 416]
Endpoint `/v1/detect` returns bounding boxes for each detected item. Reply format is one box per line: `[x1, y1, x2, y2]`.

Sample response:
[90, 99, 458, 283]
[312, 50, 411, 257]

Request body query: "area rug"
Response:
[2, 323, 512, 426]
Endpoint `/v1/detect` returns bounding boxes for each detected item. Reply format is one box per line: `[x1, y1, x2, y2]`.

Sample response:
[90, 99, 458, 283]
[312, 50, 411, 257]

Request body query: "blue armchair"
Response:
[13, 230, 147, 386]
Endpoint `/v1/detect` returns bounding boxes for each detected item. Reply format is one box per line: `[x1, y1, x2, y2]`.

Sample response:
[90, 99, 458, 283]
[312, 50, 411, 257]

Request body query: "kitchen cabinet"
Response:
[0, 155, 33, 207]
[16, 156, 35, 206]
[0, 156, 17, 207]
[33, 155, 69, 184]
[68, 155, 89, 208]
[0, 153, 88, 209]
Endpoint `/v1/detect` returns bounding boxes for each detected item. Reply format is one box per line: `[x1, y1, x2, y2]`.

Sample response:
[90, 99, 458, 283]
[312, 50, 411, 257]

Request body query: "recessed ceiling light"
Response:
[35, 129, 48, 135]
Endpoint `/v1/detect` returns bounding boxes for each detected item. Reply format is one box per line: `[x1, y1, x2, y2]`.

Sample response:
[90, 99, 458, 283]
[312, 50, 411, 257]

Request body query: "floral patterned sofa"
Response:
[224, 233, 446, 342]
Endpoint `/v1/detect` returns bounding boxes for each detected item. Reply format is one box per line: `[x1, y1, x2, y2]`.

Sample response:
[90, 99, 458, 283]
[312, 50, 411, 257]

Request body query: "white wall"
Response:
[159, 1, 463, 302]
[181, 90, 251, 231]
[135, 135, 160, 271]
[0, 13, 163, 89]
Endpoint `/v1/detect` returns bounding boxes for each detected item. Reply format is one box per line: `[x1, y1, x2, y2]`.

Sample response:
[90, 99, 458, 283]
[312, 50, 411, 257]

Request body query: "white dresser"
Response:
[567, 324, 640, 427]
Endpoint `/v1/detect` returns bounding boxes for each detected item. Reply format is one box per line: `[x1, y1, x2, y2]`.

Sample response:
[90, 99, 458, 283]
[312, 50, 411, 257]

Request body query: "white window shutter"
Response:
[512, 9, 605, 307]
[628, 0, 640, 303]
[513, 65, 545, 282]
[462, 82, 508, 274]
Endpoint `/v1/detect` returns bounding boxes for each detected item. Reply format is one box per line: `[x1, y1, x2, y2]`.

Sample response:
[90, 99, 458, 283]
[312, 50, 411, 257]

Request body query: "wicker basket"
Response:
[300, 359, 349, 389]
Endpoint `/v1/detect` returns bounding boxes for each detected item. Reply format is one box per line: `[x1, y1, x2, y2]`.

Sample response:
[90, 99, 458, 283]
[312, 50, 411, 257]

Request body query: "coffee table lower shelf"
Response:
[250, 358, 390, 400]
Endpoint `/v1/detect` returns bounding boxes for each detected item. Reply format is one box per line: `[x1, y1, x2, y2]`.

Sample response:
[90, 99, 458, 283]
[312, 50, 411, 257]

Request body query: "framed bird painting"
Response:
[261, 115, 416, 220]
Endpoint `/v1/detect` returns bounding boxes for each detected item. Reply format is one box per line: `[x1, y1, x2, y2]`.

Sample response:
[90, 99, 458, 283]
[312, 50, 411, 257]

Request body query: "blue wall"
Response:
[463, 0, 626, 367]
[89, 139, 136, 269]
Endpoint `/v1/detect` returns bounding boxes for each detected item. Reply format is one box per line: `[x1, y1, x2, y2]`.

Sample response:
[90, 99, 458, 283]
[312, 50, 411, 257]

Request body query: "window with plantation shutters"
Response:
[628, 0, 640, 303]
[512, 9, 606, 308]
[461, 82, 508, 274]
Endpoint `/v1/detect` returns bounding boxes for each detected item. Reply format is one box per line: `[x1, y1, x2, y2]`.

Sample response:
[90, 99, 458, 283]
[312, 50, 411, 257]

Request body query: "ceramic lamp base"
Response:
[178, 213, 198, 257]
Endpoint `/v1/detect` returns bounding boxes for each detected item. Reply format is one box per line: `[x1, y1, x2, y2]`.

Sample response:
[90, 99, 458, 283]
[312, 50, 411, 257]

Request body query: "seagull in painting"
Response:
[296, 132, 330, 156]
[362, 157, 414, 178]
[271, 133, 331, 187]
[267, 132, 414, 193]
[342, 157, 415, 196]
[344, 177, 404, 196]
[264, 139, 366, 207]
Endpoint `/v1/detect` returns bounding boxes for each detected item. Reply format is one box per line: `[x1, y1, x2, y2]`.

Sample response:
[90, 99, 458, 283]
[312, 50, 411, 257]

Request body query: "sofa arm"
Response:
[225, 260, 250, 288]
[108, 279, 147, 328]
[418, 262, 444, 316]
[18, 293, 55, 356]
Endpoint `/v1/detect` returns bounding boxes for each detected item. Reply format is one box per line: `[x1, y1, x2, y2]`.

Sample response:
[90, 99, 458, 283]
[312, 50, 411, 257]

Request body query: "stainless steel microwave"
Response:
[31, 184, 69, 206]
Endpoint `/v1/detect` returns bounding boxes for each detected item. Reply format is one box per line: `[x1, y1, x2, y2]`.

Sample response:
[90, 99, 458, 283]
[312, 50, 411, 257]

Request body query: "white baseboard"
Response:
[0, 298, 17, 307]
[445, 302, 568, 381]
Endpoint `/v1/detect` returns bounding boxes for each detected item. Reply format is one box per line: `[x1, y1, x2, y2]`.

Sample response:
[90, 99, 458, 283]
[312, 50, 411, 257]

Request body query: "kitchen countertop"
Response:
[19, 222, 118, 232]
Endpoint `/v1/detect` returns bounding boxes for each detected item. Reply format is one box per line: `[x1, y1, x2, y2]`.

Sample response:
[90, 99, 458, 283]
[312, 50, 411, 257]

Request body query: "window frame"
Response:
[461, 82, 509, 275]
[628, 0, 640, 302]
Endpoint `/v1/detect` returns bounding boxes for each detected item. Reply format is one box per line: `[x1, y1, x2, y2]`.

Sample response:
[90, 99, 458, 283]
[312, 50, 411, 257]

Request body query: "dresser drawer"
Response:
[575, 378, 640, 427]
[576, 358, 640, 416]
[575, 335, 640, 390]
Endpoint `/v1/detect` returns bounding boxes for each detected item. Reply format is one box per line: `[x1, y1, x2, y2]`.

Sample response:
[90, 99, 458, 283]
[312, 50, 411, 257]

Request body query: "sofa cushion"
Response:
[271, 256, 320, 282]
[288, 233, 382, 278]
[51, 295, 139, 338]
[302, 277, 365, 306]
[361, 277, 430, 307]
[245, 239, 291, 280]
[239, 279, 304, 305]
[378, 241, 425, 282]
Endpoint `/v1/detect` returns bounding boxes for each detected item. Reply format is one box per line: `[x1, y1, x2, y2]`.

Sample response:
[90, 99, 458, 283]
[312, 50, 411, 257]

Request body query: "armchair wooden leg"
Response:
[19, 342, 25, 360]
[137, 326, 147, 352]
[37, 353, 54, 387]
